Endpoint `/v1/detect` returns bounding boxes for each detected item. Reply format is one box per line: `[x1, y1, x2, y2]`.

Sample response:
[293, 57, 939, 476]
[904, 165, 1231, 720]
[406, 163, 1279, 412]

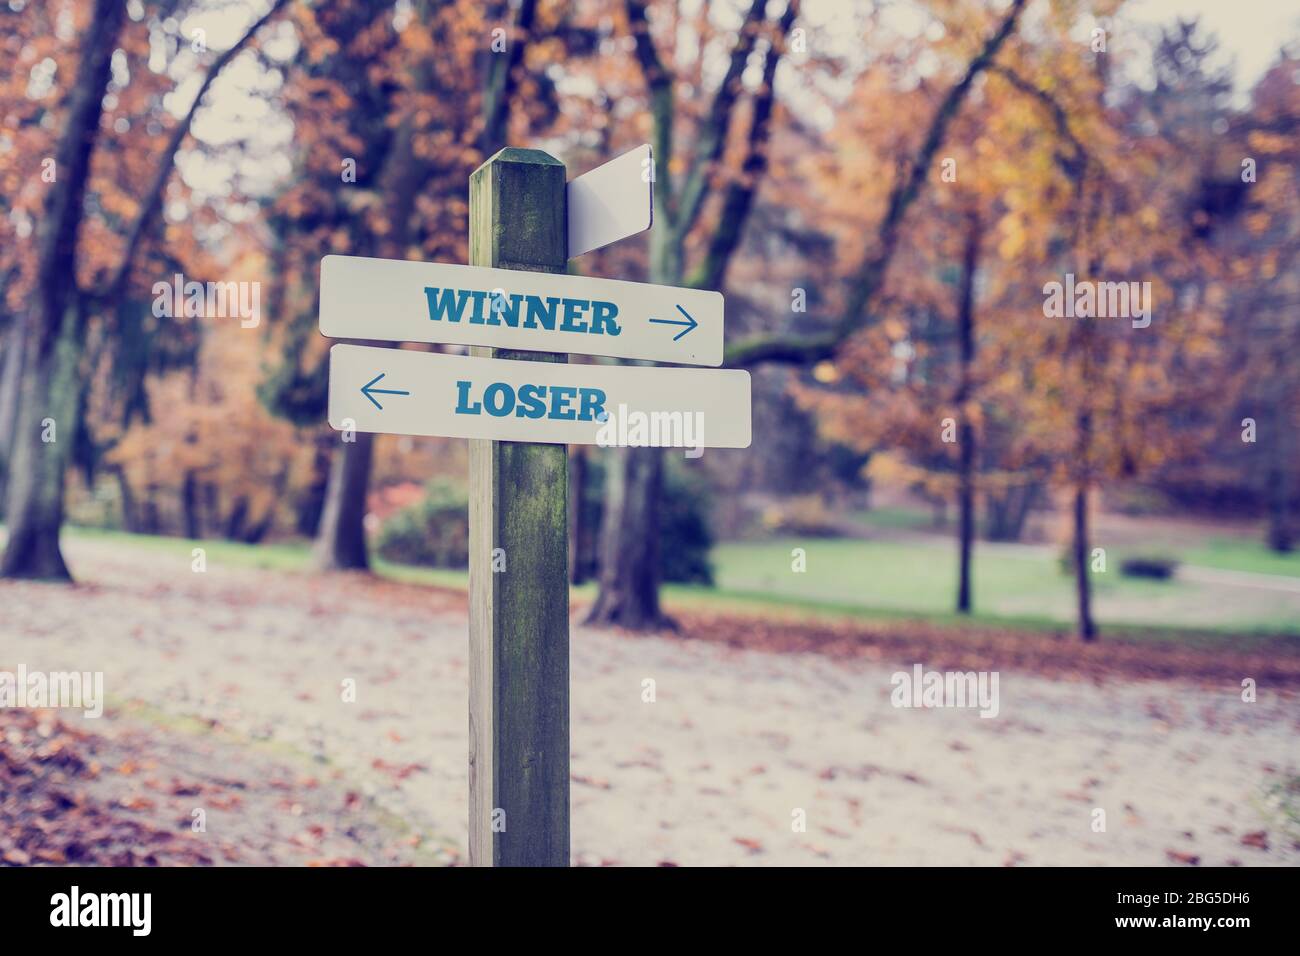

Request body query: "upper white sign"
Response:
[567, 144, 653, 258]
[319, 254, 724, 366]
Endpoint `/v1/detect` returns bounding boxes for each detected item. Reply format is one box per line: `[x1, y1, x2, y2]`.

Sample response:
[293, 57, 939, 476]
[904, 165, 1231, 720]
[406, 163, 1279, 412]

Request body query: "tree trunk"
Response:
[243, 505, 276, 544]
[568, 445, 587, 585]
[296, 433, 332, 536]
[1, 0, 124, 580]
[111, 464, 138, 533]
[585, 219, 680, 628]
[312, 432, 374, 571]
[140, 485, 160, 536]
[985, 482, 1039, 542]
[584, 0, 804, 628]
[1072, 483, 1096, 641]
[181, 470, 201, 539]
[1265, 403, 1294, 552]
[225, 496, 249, 541]
[955, 214, 979, 614]
[584, 444, 673, 629]
[1266, 468, 1294, 552]
[585, 414, 670, 628]
[957, 434, 974, 613]
[203, 482, 220, 537]
[0, 320, 79, 579]
[0, 320, 25, 515]
[930, 496, 948, 529]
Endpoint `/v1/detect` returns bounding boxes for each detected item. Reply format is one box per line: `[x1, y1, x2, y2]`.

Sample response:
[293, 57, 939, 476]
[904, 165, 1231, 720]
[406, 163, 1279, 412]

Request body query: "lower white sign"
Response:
[328, 344, 752, 448]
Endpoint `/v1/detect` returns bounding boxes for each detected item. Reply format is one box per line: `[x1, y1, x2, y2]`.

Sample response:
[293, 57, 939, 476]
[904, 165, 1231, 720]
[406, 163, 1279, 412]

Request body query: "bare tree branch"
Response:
[624, 0, 677, 225]
[988, 64, 1088, 179]
[481, 0, 539, 157]
[101, 0, 293, 304]
[41, 0, 127, 346]
[676, 0, 769, 236]
[724, 0, 1028, 367]
[687, 0, 799, 291]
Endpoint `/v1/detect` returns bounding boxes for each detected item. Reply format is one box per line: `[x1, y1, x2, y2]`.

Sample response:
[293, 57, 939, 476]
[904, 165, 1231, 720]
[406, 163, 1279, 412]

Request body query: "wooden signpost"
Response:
[467, 149, 570, 868]
[319, 145, 750, 867]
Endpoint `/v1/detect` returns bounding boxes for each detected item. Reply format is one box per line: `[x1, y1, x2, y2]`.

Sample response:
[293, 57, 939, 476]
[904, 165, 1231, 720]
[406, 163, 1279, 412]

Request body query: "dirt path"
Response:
[2, 538, 1296, 866]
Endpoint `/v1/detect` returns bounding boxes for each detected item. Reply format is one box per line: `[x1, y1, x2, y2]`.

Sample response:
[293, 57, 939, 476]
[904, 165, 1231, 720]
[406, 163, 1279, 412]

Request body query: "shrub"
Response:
[577, 453, 715, 585]
[659, 461, 714, 585]
[375, 478, 469, 568]
[376, 460, 715, 585]
[760, 494, 843, 537]
[1119, 555, 1180, 580]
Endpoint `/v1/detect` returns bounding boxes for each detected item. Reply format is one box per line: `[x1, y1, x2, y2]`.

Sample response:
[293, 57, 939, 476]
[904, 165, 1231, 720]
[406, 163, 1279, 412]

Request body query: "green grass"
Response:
[58, 524, 1300, 642]
[710, 535, 1300, 635]
[848, 506, 940, 533]
[70, 525, 311, 571]
[712, 535, 1159, 611]
[1178, 536, 1300, 577]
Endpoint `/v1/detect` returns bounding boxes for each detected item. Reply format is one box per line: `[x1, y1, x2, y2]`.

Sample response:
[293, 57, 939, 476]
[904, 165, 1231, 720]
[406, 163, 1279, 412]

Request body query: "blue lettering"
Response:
[590, 301, 621, 336]
[458, 382, 609, 421]
[516, 383, 547, 419]
[578, 388, 606, 422]
[425, 287, 471, 323]
[524, 295, 559, 331]
[483, 382, 515, 416]
[455, 380, 481, 415]
[492, 292, 522, 328]
[560, 298, 589, 333]
[468, 290, 489, 324]
[548, 385, 577, 420]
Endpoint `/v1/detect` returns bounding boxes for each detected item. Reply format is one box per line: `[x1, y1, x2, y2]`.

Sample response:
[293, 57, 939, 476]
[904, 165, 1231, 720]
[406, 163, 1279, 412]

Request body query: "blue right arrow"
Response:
[649, 304, 699, 341]
[360, 372, 410, 410]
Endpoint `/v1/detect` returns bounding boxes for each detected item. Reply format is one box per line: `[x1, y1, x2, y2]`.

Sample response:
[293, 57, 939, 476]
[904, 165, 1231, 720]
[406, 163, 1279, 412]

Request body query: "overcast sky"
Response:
[1124, 0, 1298, 92]
[170, 0, 1300, 209]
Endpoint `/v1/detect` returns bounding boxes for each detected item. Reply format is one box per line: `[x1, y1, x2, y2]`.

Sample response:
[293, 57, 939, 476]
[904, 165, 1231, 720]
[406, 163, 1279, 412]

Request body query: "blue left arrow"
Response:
[360, 372, 410, 410]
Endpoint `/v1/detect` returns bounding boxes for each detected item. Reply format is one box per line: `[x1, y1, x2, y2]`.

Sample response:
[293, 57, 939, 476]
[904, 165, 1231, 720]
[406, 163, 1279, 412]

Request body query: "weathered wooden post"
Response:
[467, 148, 570, 867]
[320, 142, 747, 868]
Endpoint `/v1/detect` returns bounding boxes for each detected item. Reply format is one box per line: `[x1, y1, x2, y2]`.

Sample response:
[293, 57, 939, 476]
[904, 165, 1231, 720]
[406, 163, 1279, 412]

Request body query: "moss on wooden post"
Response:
[467, 147, 570, 867]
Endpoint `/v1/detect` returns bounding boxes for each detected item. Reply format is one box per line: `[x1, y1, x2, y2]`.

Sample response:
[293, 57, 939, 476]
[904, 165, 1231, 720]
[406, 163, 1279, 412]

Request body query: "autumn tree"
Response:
[1192, 48, 1300, 551]
[259, 0, 545, 571]
[583, 0, 802, 628]
[968, 17, 1224, 639]
[788, 42, 1025, 617]
[777, 1, 1231, 638]
[0, 0, 291, 580]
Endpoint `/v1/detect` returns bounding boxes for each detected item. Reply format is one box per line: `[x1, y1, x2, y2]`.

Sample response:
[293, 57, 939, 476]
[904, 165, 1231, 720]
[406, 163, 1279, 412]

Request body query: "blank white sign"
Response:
[567, 144, 653, 258]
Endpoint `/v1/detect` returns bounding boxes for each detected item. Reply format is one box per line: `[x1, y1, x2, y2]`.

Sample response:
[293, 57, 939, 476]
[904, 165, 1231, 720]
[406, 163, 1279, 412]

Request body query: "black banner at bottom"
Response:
[0, 864, 1289, 942]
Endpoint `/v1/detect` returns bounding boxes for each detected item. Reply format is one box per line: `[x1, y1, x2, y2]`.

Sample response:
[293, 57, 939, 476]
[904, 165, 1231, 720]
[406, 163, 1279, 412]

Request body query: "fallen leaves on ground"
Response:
[0, 708, 441, 867]
[0, 709, 212, 866]
[648, 610, 1300, 687]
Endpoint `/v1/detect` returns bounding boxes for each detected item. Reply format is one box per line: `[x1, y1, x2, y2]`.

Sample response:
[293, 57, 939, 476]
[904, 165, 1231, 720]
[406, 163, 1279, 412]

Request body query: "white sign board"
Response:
[319, 254, 723, 366]
[328, 343, 751, 448]
[567, 144, 653, 258]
